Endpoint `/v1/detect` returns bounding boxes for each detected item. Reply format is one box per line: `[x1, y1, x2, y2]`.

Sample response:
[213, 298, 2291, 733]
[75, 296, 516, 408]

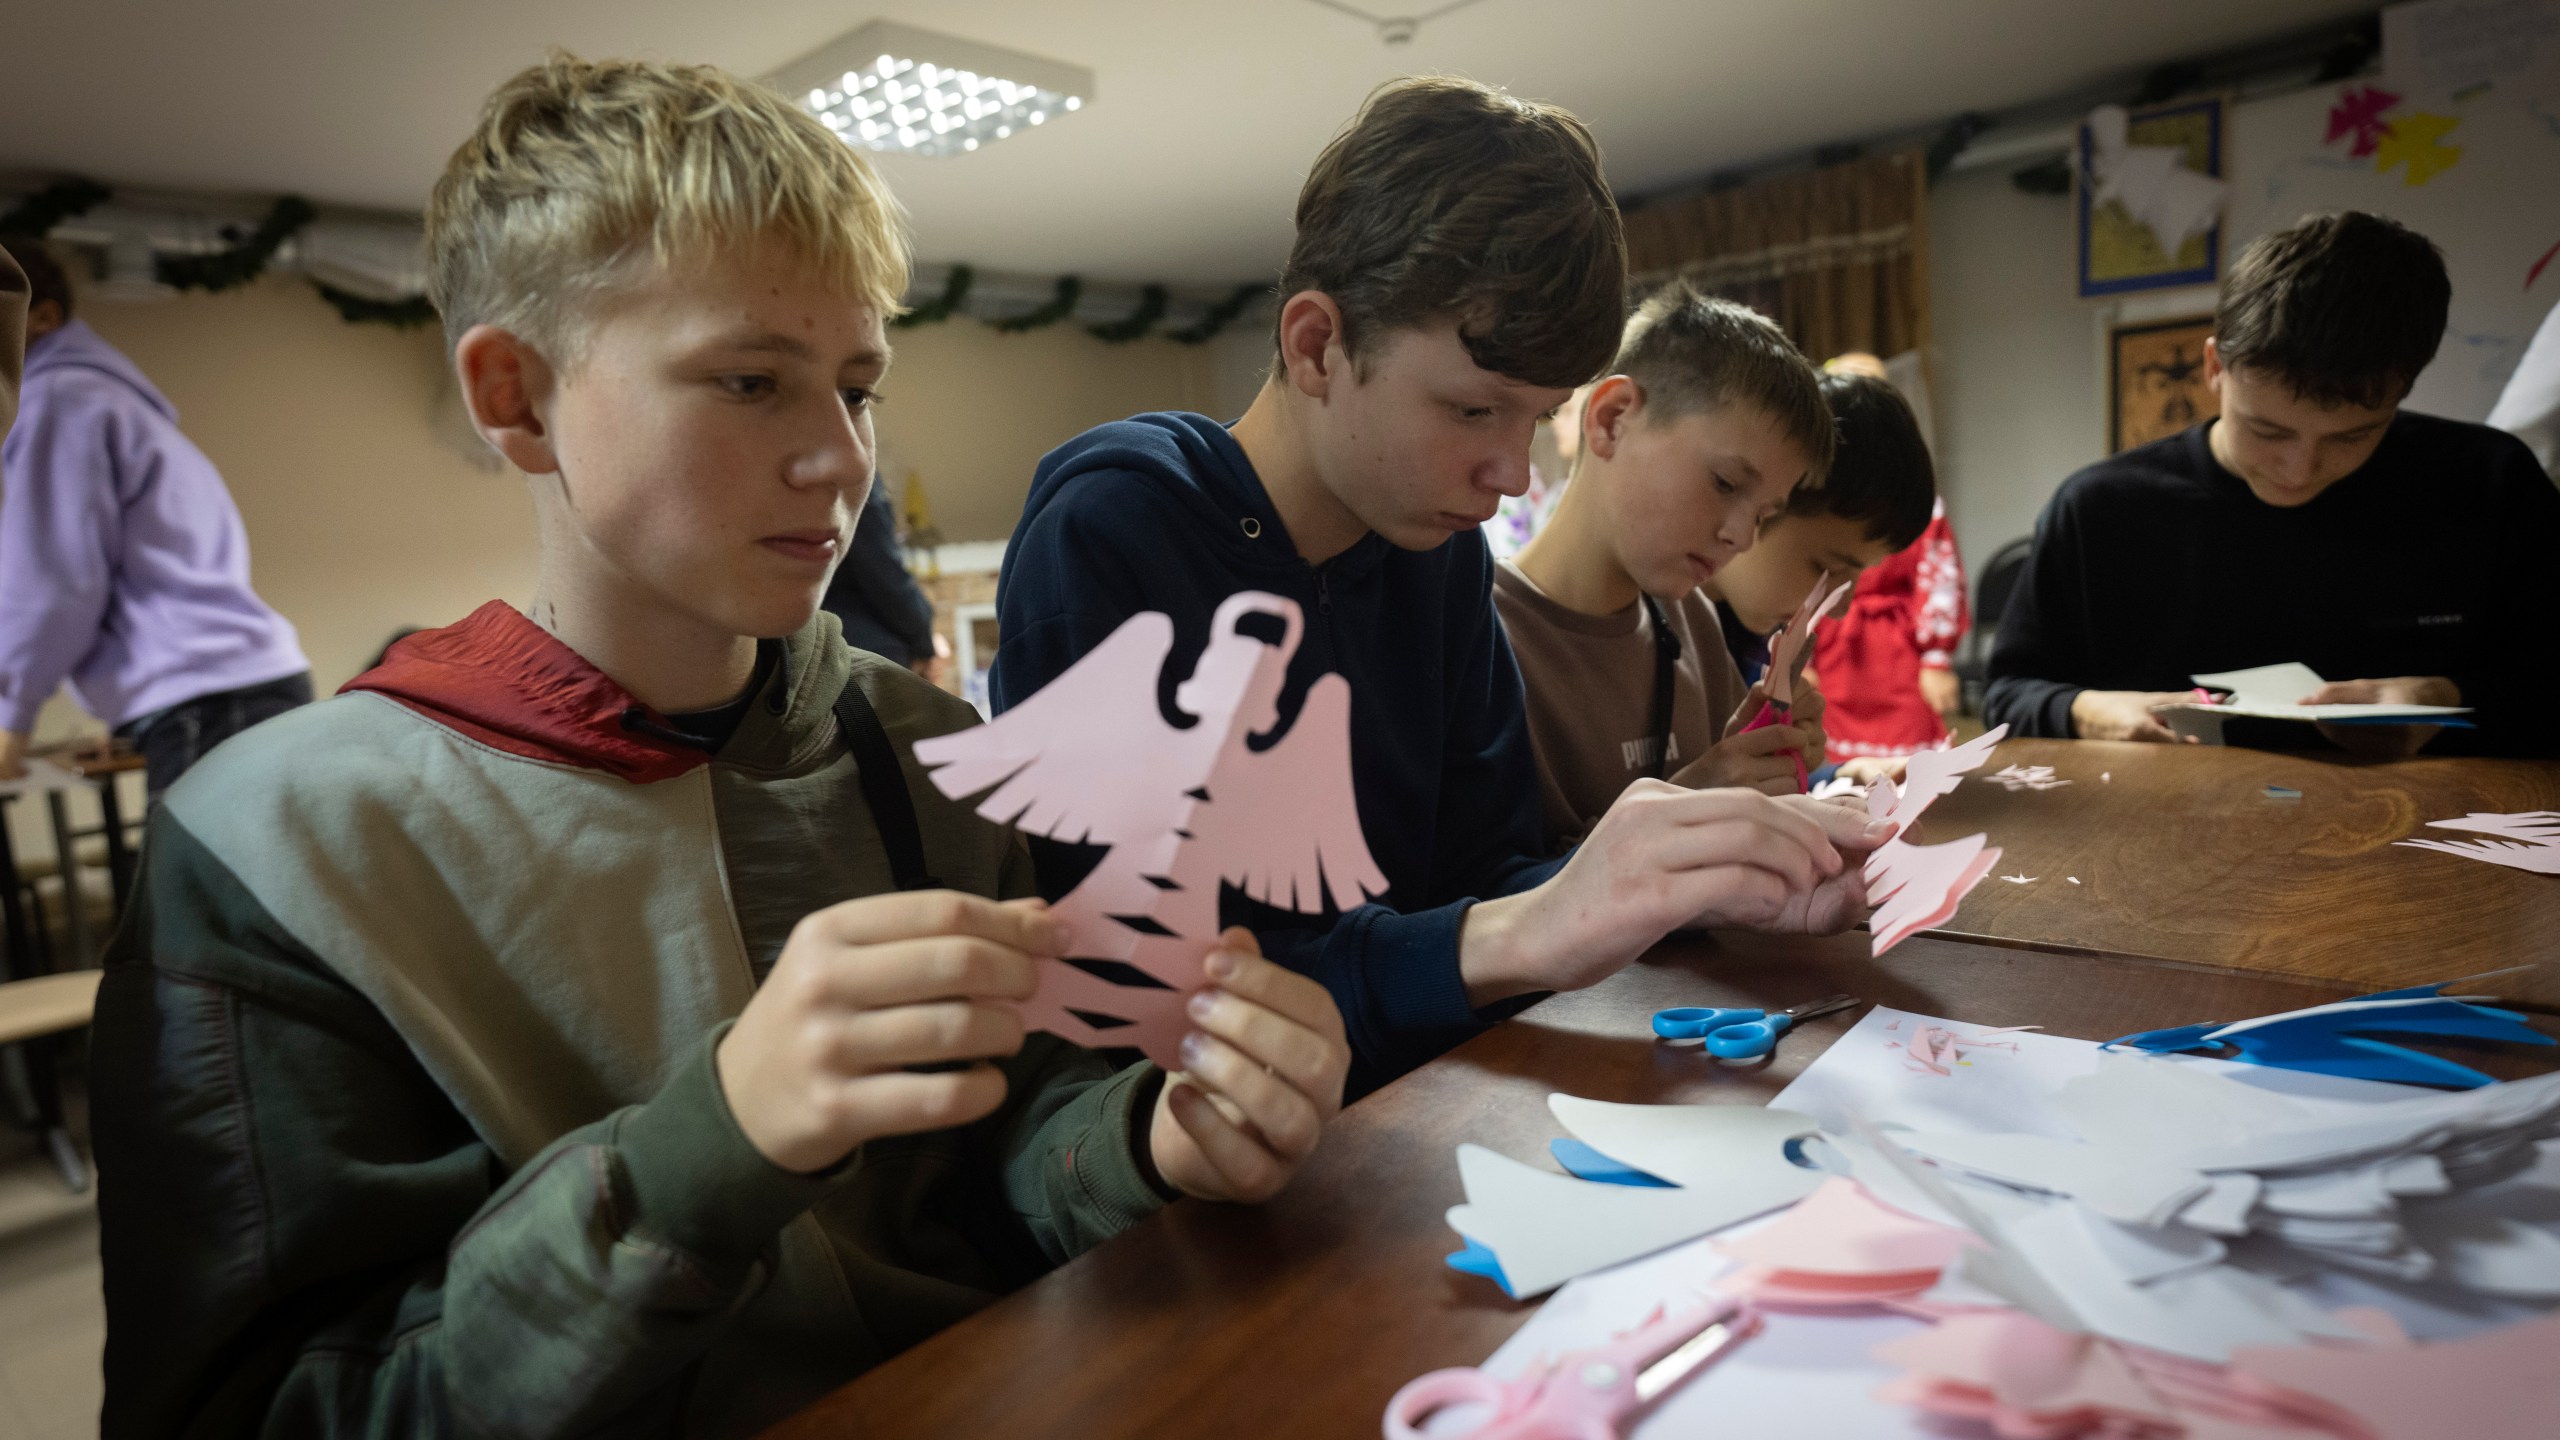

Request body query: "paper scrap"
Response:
[2000, 874, 2037, 885]
[2396, 810, 2560, 876]
[1871, 1310, 2181, 1437]
[915, 592, 1387, 1067]
[1714, 1175, 1972, 1280]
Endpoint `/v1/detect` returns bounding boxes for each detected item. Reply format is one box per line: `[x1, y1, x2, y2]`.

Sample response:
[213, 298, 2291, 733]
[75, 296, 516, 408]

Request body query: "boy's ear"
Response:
[1274, 290, 1349, 401]
[1579, 375, 1641, 462]
[453, 324, 562, 475]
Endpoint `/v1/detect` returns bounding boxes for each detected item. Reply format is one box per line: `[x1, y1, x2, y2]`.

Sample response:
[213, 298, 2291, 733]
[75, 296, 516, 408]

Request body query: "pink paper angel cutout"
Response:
[1763, 572, 1855, 712]
[914, 591, 1388, 1067]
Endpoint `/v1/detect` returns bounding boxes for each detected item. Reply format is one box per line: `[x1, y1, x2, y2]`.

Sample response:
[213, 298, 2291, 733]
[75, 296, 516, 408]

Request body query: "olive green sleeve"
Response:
[91, 814, 844, 1440]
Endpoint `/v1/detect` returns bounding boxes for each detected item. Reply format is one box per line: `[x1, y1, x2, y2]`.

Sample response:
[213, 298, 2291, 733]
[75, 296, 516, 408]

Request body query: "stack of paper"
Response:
[2157, 662, 2472, 743]
[1434, 1005, 2560, 1438]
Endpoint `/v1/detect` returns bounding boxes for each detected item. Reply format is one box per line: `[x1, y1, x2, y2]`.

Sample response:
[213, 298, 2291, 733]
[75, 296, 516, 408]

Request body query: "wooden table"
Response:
[767, 928, 2559, 1440]
[1910, 738, 2560, 992]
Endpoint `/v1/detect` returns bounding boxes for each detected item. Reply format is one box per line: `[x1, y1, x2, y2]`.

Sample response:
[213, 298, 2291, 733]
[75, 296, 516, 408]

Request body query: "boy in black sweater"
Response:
[1985, 212, 2560, 757]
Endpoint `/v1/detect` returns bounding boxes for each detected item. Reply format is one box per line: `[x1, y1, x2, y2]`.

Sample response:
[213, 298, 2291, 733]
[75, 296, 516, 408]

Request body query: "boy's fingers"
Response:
[816, 890, 1070, 956]
[814, 936, 1039, 1008]
[825, 1000, 1027, 1072]
[1650, 818, 1822, 892]
[837, 1066, 1009, 1138]
[1165, 1080, 1287, 1200]
[1187, 985, 1344, 1108]
[1218, 925, 1265, 959]
[1199, 949, 1345, 1049]
[1776, 792, 1897, 854]
[1176, 1032, 1325, 1160]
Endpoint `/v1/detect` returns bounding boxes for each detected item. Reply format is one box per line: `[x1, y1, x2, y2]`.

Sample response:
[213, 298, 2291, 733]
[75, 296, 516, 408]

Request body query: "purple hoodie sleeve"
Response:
[0, 377, 124, 733]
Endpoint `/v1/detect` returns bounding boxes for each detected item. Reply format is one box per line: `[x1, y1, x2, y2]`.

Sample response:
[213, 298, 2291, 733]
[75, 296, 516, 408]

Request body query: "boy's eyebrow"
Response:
[717, 328, 891, 368]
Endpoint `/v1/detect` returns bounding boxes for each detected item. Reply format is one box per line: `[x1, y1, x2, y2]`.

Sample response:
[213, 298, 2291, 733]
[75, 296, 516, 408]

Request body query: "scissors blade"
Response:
[1778, 994, 1859, 1025]
[1632, 1310, 1760, 1402]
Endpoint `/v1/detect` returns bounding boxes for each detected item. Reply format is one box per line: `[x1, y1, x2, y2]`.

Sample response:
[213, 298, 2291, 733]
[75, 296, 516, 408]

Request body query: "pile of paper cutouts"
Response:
[1442, 994, 2560, 1438]
[1987, 762, 2073, 792]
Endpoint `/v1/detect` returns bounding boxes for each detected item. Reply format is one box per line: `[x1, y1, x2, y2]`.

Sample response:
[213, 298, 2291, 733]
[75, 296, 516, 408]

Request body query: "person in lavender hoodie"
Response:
[0, 237, 310, 796]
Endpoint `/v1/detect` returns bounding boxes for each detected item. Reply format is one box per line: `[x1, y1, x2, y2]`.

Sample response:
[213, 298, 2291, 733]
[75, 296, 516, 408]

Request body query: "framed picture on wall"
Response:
[2078, 96, 2225, 297]
[2108, 315, 2220, 453]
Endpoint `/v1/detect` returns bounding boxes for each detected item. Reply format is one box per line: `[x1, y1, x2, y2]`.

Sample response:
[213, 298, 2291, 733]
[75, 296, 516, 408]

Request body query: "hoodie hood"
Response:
[25, 319, 177, 422]
[342, 601, 848, 785]
[1021, 412, 1390, 582]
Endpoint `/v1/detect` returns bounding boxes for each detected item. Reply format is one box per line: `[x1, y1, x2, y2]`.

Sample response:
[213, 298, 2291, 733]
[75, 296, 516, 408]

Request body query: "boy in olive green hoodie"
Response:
[91, 55, 1349, 1439]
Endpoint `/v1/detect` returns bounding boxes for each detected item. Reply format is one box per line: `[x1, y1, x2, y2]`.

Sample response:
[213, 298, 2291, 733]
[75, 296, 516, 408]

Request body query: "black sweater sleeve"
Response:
[1981, 489, 2094, 739]
[2450, 441, 2560, 756]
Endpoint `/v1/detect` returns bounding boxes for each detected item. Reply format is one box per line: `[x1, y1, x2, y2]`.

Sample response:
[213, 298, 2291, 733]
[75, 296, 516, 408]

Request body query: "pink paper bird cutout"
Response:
[915, 592, 1387, 1067]
[2395, 810, 2560, 876]
[1859, 725, 2008, 955]
[1764, 572, 1854, 711]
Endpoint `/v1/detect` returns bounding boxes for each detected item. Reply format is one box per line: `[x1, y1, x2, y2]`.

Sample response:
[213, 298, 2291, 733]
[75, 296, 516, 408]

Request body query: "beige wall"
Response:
[871, 317, 1261, 543]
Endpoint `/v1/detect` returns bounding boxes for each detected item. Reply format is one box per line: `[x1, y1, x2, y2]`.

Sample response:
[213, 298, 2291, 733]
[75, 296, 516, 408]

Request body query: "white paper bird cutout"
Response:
[914, 591, 1387, 1065]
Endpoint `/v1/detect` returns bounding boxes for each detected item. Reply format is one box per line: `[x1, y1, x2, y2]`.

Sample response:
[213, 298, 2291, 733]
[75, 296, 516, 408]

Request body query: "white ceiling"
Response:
[3, 0, 2375, 284]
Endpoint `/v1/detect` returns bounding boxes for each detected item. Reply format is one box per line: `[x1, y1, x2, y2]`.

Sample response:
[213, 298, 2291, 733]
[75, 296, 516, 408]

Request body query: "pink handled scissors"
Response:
[1381, 1298, 1761, 1440]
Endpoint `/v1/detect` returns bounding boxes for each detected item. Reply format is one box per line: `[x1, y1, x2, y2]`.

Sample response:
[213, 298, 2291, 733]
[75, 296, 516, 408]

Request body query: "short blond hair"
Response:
[426, 54, 911, 358]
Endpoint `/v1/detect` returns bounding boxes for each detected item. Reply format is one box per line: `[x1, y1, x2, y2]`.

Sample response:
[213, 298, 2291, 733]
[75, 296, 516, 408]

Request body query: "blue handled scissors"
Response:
[1651, 994, 1860, 1060]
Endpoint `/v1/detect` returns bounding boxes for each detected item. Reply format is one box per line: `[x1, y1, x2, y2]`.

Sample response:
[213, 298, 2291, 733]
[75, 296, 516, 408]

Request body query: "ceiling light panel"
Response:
[768, 20, 1093, 159]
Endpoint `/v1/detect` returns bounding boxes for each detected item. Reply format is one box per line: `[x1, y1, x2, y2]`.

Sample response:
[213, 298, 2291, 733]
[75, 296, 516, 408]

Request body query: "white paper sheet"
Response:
[2159, 660, 2473, 726]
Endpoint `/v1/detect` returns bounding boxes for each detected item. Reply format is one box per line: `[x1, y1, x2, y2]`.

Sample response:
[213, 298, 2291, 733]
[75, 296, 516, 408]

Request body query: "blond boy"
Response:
[91, 57, 1347, 1437]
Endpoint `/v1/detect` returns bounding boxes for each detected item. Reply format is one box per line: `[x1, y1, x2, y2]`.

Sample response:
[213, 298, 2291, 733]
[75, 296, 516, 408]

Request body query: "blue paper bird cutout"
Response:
[2106, 981, 2553, 1089]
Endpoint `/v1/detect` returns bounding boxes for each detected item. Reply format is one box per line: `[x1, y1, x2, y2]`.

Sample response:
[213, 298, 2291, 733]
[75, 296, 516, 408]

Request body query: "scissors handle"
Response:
[1382, 1367, 1518, 1440]
[1738, 700, 1809, 793]
[1652, 1007, 1764, 1040]
[1706, 1014, 1791, 1061]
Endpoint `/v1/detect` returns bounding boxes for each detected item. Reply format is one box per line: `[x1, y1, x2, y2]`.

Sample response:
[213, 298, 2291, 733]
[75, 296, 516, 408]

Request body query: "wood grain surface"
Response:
[764, 929, 2556, 1439]
[1908, 739, 2560, 989]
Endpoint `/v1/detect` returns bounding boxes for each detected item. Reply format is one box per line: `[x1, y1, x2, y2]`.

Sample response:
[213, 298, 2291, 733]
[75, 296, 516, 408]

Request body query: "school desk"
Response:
[1908, 738, 2560, 993]
[763, 928, 2559, 1439]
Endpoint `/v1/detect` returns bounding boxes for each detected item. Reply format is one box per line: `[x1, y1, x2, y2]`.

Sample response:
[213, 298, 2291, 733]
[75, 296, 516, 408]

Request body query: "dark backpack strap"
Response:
[833, 678, 942, 892]
[1640, 594, 1683, 781]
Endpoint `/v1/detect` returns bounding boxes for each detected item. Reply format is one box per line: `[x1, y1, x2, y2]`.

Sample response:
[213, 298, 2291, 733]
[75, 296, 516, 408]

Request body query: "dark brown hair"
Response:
[1278, 76, 1626, 390]
[0, 237, 72, 321]
[1608, 285, 1835, 481]
[2215, 211, 2449, 410]
[1783, 372, 1934, 550]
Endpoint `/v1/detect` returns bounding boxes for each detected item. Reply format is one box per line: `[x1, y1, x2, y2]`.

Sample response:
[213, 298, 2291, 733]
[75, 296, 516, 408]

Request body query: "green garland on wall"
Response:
[989, 275, 1084, 333]
[157, 195, 317, 292]
[0, 178, 111, 238]
[1168, 282, 1267, 345]
[1086, 283, 1167, 343]
[314, 282, 439, 329]
[891, 262, 974, 328]
[2, 176, 1267, 345]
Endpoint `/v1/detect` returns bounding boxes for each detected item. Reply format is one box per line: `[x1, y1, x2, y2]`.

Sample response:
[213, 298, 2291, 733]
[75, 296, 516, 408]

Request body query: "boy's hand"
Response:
[1148, 929, 1348, 1203]
[0, 730, 25, 782]
[2070, 689, 2194, 743]
[1672, 722, 1811, 795]
[2304, 677, 2458, 759]
[716, 892, 1063, 1174]
[1459, 783, 1897, 1003]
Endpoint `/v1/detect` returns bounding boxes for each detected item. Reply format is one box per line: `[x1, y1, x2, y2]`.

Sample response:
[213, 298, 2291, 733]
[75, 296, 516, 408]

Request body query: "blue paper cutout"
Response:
[1549, 1137, 1677, 1188]
[2105, 984, 2553, 1089]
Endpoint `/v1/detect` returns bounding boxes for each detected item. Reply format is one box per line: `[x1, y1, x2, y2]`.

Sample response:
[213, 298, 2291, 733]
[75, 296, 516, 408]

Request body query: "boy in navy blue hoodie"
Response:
[997, 78, 1893, 1090]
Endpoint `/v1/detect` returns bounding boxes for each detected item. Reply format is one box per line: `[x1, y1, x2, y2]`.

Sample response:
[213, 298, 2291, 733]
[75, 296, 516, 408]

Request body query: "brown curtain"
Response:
[1622, 148, 1929, 364]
